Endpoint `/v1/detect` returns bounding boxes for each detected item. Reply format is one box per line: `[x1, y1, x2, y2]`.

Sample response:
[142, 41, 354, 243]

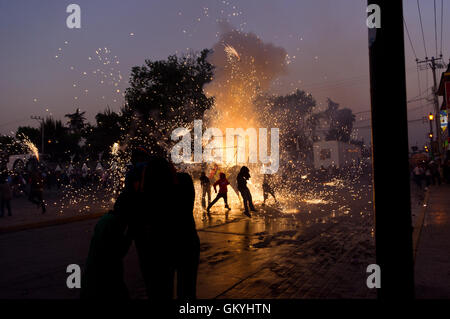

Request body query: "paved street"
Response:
[0, 175, 378, 299]
[414, 184, 450, 298]
[0, 189, 110, 232]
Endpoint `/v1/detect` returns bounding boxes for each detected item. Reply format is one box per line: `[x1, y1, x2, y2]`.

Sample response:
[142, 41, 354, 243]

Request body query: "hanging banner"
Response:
[441, 110, 448, 131]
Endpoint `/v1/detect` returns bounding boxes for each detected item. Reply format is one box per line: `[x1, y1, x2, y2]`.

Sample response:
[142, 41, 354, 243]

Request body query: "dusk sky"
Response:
[0, 0, 449, 148]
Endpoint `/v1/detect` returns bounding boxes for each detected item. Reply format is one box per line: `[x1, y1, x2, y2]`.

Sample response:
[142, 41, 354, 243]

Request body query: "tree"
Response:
[255, 89, 317, 162]
[83, 107, 123, 160]
[42, 117, 79, 161]
[325, 108, 356, 142]
[0, 135, 22, 157]
[320, 99, 356, 143]
[65, 108, 87, 134]
[124, 49, 215, 151]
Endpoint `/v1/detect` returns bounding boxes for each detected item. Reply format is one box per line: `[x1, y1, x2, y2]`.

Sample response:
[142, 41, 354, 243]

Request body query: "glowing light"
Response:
[111, 142, 119, 156]
[224, 44, 240, 61]
[304, 198, 328, 204]
[22, 136, 39, 161]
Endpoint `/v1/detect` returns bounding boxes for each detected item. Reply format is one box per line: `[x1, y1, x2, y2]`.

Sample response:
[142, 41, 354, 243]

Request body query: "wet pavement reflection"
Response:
[183, 175, 376, 298]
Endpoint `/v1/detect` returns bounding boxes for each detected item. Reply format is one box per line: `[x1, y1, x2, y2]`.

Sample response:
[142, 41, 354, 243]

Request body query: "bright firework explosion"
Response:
[196, 23, 289, 208]
[20, 135, 40, 161]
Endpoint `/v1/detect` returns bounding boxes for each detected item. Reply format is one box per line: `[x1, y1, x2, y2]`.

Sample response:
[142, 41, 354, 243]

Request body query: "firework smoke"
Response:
[204, 21, 288, 131]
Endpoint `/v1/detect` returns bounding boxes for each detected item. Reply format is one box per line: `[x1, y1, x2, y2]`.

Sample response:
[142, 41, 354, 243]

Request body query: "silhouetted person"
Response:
[0, 173, 12, 217]
[124, 146, 152, 192]
[412, 164, 423, 189]
[200, 171, 211, 208]
[444, 159, 450, 183]
[123, 154, 175, 299]
[424, 164, 432, 188]
[173, 172, 200, 299]
[81, 209, 132, 299]
[429, 160, 441, 185]
[262, 174, 277, 205]
[237, 166, 256, 217]
[28, 170, 46, 213]
[118, 151, 200, 299]
[207, 173, 230, 213]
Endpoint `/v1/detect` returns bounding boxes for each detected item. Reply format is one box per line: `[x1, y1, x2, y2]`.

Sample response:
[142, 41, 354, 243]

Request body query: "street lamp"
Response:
[428, 113, 434, 159]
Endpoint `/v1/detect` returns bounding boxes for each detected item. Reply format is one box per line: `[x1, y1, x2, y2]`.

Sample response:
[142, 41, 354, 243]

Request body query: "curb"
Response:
[0, 211, 107, 235]
[412, 188, 431, 263]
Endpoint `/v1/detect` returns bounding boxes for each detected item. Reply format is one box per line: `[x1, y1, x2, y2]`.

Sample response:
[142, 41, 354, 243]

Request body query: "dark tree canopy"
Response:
[83, 108, 123, 160]
[321, 99, 356, 143]
[65, 108, 87, 133]
[124, 49, 215, 151]
[43, 117, 79, 161]
[256, 89, 317, 161]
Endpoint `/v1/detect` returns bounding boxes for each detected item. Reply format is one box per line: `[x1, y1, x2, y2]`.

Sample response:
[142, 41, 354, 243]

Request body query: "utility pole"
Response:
[417, 56, 445, 160]
[428, 113, 434, 159]
[368, 0, 414, 299]
[31, 116, 44, 155]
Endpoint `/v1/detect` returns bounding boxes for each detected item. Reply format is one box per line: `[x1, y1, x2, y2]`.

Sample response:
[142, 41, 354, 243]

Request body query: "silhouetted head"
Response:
[239, 166, 250, 179]
[200, 171, 206, 178]
[142, 155, 177, 195]
[130, 146, 152, 165]
[219, 172, 226, 179]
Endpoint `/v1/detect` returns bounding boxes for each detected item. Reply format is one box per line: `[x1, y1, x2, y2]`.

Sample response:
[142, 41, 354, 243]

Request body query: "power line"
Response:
[417, 0, 428, 58]
[299, 66, 417, 94]
[440, 0, 444, 56]
[417, 65, 423, 109]
[407, 102, 434, 113]
[299, 74, 368, 89]
[404, 17, 418, 60]
[434, 0, 438, 58]
[353, 118, 428, 130]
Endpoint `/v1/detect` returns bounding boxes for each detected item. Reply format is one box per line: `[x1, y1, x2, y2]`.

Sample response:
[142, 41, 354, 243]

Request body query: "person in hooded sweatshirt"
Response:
[206, 173, 231, 213]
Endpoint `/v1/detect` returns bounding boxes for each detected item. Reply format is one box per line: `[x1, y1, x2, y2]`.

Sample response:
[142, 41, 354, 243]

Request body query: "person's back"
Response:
[122, 156, 178, 299]
[174, 172, 197, 237]
[413, 165, 422, 176]
[173, 172, 200, 299]
[31, 172, 43, 190]
[0, 181, 12, 200]
[237, 167, 255, 214]
[237, 171, 247, 190]
[200, 173, 210, 188]
[214, 175, 229, 194]
[81, 210, 131, 299]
